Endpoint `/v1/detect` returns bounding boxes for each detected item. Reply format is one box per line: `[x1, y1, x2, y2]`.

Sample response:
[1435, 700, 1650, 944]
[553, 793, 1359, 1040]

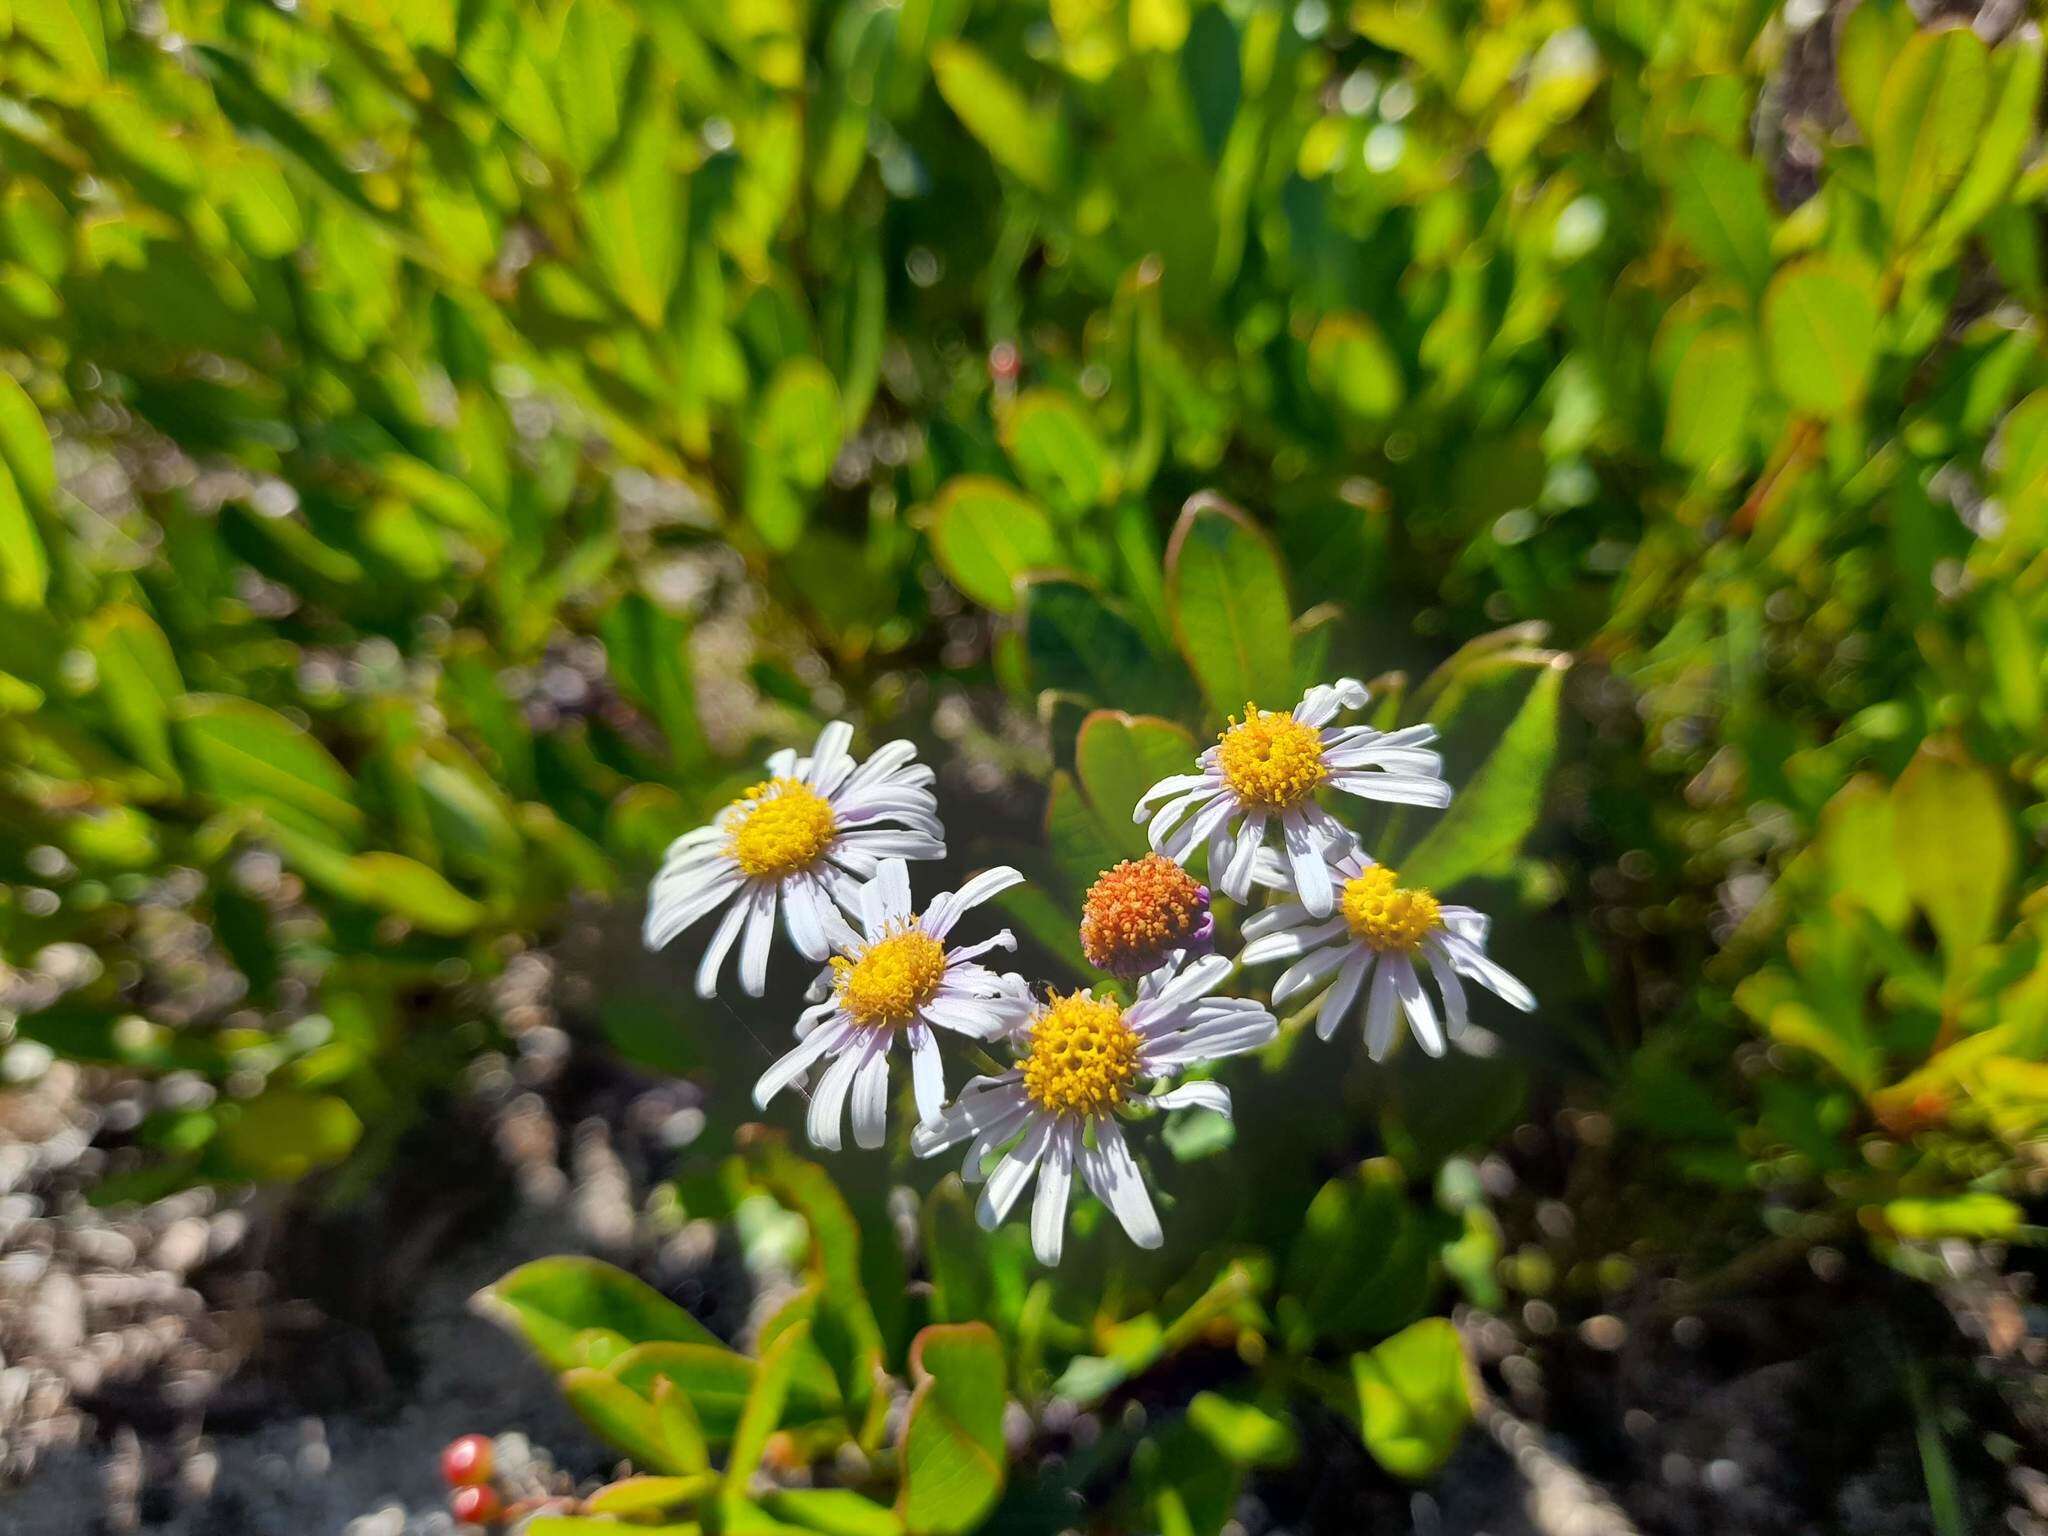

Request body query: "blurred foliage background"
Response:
[1, 0, 2046, 1528]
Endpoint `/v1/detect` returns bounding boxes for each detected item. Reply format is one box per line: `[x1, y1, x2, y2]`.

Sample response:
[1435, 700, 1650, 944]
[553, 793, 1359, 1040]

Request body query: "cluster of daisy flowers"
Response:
[644, 683, 1533, 1266]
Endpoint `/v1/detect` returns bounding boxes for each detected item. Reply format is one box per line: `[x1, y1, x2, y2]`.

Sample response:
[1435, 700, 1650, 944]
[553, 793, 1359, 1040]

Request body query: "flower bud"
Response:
[1080, 853, 1213, 977]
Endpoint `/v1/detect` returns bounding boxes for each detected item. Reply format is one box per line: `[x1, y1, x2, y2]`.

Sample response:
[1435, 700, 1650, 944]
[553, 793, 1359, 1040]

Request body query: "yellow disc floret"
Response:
[727, 777, 838, 878]
[833, 925, 948, 1028]
[1340, 865, 1442, 953]
[1081, 854, 1210, 975]
[1019, 991, 1144, 1118]
[1215, 704, 1327, 809]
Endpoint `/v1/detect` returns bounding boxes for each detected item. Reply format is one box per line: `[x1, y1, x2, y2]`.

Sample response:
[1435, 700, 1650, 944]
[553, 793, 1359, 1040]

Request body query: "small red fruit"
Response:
[450, 1483, 502, 1526]
[440, 1434, 493, 1488]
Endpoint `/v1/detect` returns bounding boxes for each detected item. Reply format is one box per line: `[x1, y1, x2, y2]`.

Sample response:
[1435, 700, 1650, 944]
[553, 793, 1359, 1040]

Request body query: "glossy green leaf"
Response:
[763, 1488, 904, 1536]
[172, 695, 365, 850]
[584, 1474, 717, 1516]
[758, 357, 844, 490]
[1663, 324, 1759, 473]
[1884, 1192, 2025, 1240]
[1023, 577, 1181, 710]
[341, 852, 487, 934]
[1001, 390, 1113, 517]
[83, 604, 182, 783]
[562, 1367, 691, 1474]
[1281, 1161, 1433, 1348]
[1165, 495, 1294, 720]
[1307, 313, 1403, 421]
[213, 1089, 362, 1182]
[725, 1321, 807, 1492]
[1892, 737, 2014, 966]
[927, 477, 1062, 615]
[1075, 710, 1197, 855]
[1837, 0, 1915, 141]
[897, 1324, 1006, 1536]
[930, 43, 1058, 191]
[1762, 256, 1881, 416]
[1669, 137, 1774, 297]
[478, 1256, 723, 1375]
[1875, 28, 1990, 250]
[1401, 662, 1565, 891]
[0, 371, 56, 509]
[1186, 1393, 1298, 1468]
[1352, 1319, 1474, 1480]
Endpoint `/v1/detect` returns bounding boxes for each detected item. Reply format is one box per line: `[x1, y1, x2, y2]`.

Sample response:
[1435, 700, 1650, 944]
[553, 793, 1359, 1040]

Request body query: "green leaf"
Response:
[172, 695, 365, 850]
[1401, 662, 1565, 891]
[1165, 495, 1294, 721]
[927, 476, 1061, 615]
[726, 1321, 807, 1493]
[1281, 1161, 1434, 1348]
[341, 852, 488, 935]
[652, 1377, 712, 1474]
[0, 466, 47, 610]
[562, 1367, 690, 1474]
[1837, 0, 1916, 141]
[1663, 324, 1759, 474]
[83, 605, 182, 784]
[1669, 136, 1775, 298]
[763, 1488, 905, 1536]
[1074, 710, 1197, 856]
[1884, 1192, 2025, 1240]
[1352, 1318, 1474, 1480]
[1001, 390, 1113, 517]
[897, 1324, 1006, 1536]
[477, 1256, 723, 1375]
[580, 96, 684, 326]
[1186, 1393, 1298, 1468]
[1875, 28, 1990, 251]
[14, 0, 107, 78]
[1923, 34, 2046, 257]
[758, 357, 844, 490]
[213, 1089, 362, 1182]
[1761, 256, 1881, 416]
[611, 1343, 760, 1442]
[1023, 577, 1182, 710]
[1307, 313, 1404, 421]
[930, 43, 1059, 191]
[583, 1474, 717, 1516]
[1891, 737, 2013, 966]
[0, 371, 56, 509]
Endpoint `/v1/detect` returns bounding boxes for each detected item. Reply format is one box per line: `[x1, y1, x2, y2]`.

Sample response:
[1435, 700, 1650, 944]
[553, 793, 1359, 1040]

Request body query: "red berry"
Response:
[440, 1434, 493, 1488]
[450, 1483, 502, 1525]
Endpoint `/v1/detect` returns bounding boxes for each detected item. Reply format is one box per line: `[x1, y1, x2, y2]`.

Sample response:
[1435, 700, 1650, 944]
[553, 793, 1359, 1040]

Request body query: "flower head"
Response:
[1080, 853, 1213, 976]
[644, 722, 946, 997]
[1239, 846, 1534, 1057]
[1132, 680, 1450, 920]
[754, 859, 1033, 1151]
[912, 954, 1277, 1264]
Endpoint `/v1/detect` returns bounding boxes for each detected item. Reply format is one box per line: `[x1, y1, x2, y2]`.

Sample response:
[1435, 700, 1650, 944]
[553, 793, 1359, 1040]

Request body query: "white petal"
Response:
[805, 721, 856, 794]
[976, 1116, 1052, 1229]
[1442, 933, 1536, 1011]
[1282, 813, 1335, 919]
[807, 1042, 866, 1151]
[738, 883, 779, 997]
[944, 931, 1017, 967]
[1141, 952, 1235, 1012]
[781, 876, 833, 961]
[1365, 961, 1400, 1060]
[1162, 792, 1239, 866]
[850, 1041, 894, 1149]
[1147, 786, 1221, 851]
[1317, 950, 1373, 1041]
[1219, 812, 1267, 901]
[1240, 898, 1311, 940]
[1292, 677, 1369, 727]
[1239, 916, 1346, 966]
[1391, 956, 1444, 1056]
[1133, 772, 1215, 818]
[1427, 939, 1471, 1038]
[645, 867, 745, 951]
[765, 747, 801, 779]
[833, 830, 947, 871]
[1141, 1004, 1278, 1067]
[1440, 905, 1492, 946]
[911, 1075, 1027, 1155]
[1078, 1121, 1161, 1249]
[907, 1023, 947, 1124]
[843, 738, 920, 794]
[1148, 1080, 1231, 1116]
[1271, 943, 1350, 1007]
[1330, 771, 1453, 809]
[695, 894, 752, 999]
[860, 859, 915, 937]
[755, 1019, 854, 1109]
[1031, 1124, 1076, 1265]
[924, 866, 1026, 938]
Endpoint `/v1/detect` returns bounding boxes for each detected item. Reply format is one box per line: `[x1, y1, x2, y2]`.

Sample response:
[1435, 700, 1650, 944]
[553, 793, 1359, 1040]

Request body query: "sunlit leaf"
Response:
[1351, 1318, 1473, 1480]
[897, 1324, 1006, 1535]
[1164, 495, 1293, 721]
[1762, 256, 1881, 416]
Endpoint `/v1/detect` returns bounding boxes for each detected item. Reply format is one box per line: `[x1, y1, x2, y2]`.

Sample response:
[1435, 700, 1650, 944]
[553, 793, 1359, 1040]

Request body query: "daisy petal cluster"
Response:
[646, 681, 1535, 1266]
[644, 722, 945, 996]
[1133, 679, 1450, 918]
[1136, 676, 1536, 1053]
[911, 954, 1275, 1264]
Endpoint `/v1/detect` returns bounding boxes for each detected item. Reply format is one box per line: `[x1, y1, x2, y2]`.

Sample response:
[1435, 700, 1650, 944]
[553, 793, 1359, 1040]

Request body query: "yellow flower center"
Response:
[1019, 992, 1144, 1118]
[726, 777, 837, 878]
[832, 926, 947, 1028]
[1340, 865, 1442, 953]
[1215, 704, 1327, 809]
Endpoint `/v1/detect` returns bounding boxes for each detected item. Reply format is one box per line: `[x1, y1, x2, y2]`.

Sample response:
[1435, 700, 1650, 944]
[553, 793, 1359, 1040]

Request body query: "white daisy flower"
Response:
[754, 858, 1034, 1152]
[644, 722, 947, 998]
[1238, 845, 1534, 1058]
[910, 954, 1278, 1265]
[1131, 679, 1450, 921]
